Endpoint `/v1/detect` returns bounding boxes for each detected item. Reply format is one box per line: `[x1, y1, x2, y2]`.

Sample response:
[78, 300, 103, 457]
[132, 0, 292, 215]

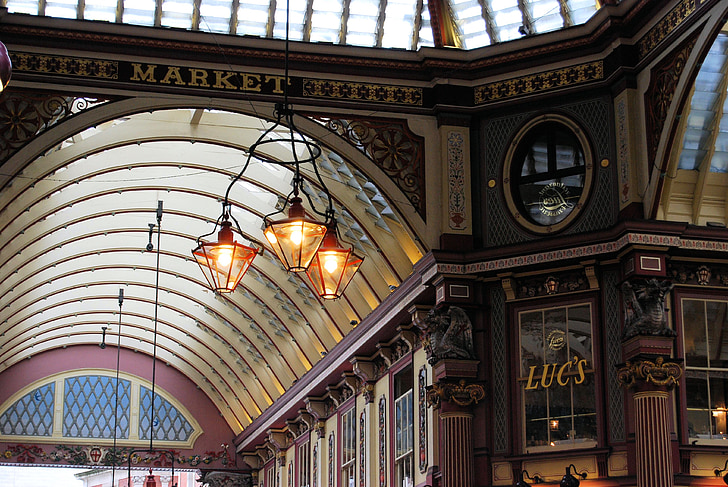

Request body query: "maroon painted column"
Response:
[426, 360, 484, 487]
[617, 336, 682, 487]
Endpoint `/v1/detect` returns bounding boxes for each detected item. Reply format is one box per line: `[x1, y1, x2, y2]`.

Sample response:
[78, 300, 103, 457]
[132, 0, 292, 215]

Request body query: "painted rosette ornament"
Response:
[0, 41, 11, 92]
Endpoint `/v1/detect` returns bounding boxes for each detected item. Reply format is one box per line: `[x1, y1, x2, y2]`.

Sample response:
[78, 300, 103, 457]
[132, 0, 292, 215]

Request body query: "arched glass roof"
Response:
[5, 0, 601, 50]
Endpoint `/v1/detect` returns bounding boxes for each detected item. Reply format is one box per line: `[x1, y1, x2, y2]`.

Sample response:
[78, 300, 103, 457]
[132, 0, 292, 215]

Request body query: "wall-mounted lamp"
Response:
[697, 265, 711, 285]
[560, 464, 587, 487]
[545, 276, 559, 294]
[514, 469, 542, 486]
[714, 459, 728, 485]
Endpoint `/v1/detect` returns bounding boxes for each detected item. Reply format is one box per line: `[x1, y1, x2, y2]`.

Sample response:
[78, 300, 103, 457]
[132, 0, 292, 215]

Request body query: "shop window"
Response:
[299, 439, 311, 487]
[394, 365, 414, 487]
[266, 462, 277, 487]
[519, 303, 597, 452]
[683, 298, 728, 442]
[341, 406, 356, 487]
[503, 116, 593, 234]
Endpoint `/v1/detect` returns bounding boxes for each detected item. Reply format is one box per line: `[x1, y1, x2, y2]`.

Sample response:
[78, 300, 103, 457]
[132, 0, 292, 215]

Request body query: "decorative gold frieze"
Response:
[617, 356, 682, 389]
[11, 52, 118, 79]
[302, 79, 423, 106]
[638, 0, 696, 60]
[474, 61, 603, 104]
[426, 379, 485, 408]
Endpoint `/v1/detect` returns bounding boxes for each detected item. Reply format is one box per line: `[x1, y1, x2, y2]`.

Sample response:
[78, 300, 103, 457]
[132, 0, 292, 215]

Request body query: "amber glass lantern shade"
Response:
[264, 196, 327, 272]
[0, 41, 11, 92]
[306, 226, 363, 299]
[193, 219, 258, 293]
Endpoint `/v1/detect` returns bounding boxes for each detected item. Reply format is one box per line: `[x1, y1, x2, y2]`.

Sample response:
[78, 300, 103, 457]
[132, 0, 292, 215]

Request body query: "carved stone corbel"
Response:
[241, 453, 260, 470]
[342, 372, 359, 395]
[305, 397, 327, 421]
[351, 357, 377, 382]
[268, 429, 290, 452]
[377, 344, 393, 367]
[297, 410, 314, 430]
[326, 386, 342, 407]
[426, 380, 485, 409]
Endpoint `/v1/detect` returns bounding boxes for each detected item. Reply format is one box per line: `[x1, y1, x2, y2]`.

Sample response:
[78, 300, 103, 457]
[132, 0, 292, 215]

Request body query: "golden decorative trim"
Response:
[617, 356, 682, 389]
[11, 52, 118, 79]
[302, 79, 423, 106]
[638, 0, 696, 60]
[426, 379, 485, 408]
[474, 61, 603, 104]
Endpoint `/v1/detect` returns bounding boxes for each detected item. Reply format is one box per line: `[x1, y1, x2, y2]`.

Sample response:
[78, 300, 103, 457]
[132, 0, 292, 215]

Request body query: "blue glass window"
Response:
[0, 383, 55, 436]
[63, 375, 131, 439]
[139, 386, 193, 441]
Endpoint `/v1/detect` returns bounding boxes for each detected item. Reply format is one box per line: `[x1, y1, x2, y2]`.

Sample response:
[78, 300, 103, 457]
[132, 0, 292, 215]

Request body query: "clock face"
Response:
[509, 121, 589, 230]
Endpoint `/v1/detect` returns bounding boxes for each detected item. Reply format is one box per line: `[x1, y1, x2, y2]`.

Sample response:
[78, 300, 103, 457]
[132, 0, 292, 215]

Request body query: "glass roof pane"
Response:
[381, 0, 419, 49]
[123, 0, 156, 25]
[452, 0, 490, 49]
[417, 1, 434, 49]
[531, 0, 562, 34]
[569, 0, 597, 24]
[272, 0, 306, 40]
[161, 0, 195, 28]
[489, 0, 523, 42]
[346, 0, 380, 47]
[84, 0, 118, 22]
[5, 0, 601, 50]
[200, 0, 234, 33]
[310, 0, 344, 44]
[236, 0, 270, 37]
[46, 0, 78, 19]
[6, 0, 41, 15]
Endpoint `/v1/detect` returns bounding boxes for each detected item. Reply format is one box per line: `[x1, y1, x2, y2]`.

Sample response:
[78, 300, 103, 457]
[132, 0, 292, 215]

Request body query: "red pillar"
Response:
[618, 337, 682, 487]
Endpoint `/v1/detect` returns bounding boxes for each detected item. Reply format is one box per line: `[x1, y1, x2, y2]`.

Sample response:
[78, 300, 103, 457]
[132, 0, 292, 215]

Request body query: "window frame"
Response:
[390, 361, 414, 487]
[339, 402, 357, 487]
[296, 433, 311, 487]
[511, 295, 603, 454]
[675, 289, 728, 446]
[502, 113, 595, 235]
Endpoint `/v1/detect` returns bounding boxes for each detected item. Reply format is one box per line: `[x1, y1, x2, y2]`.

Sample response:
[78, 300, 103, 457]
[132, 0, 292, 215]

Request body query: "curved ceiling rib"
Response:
[0, 106, 425, 434]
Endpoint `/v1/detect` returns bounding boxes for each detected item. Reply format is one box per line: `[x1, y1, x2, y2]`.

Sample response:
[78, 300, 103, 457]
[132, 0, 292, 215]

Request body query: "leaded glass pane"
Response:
[63, 376, 131, 439]
[139, 386, 194, 441]
[452, 0, 490, 49]
[530, 0, 562, 34]
[0, 382, 55, 436]
[346, 0, 379, 47]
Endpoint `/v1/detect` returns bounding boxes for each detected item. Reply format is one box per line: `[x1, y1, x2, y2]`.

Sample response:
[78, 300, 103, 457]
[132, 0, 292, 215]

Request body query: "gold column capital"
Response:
[426, 379, 485, 409]
[617, 356, 683, 389]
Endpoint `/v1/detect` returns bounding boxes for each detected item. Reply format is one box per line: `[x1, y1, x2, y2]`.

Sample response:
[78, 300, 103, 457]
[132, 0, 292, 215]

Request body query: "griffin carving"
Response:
[621, 279, 675, 339]
[419, 305, 476, 365]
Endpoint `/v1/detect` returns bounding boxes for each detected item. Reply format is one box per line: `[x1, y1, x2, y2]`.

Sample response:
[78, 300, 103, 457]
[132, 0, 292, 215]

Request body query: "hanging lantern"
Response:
[193, 218, 258, 293]
[0, 41, 11, 92]
[306, 223, 364, 299]
[264, 196, 327, 272]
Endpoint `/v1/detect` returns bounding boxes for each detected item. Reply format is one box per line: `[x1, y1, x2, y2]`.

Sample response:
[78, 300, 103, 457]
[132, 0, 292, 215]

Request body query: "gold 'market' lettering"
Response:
[131, 63, 157, 83]
[213, 70, 237, 89]
[188, 68, 210, 87]
[160, 66, 186, 85]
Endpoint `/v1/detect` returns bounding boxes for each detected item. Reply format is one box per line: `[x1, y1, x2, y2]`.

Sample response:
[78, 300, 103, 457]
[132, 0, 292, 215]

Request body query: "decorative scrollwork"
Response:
[308, 115, 425, 219]
[0, 90, 111, 163]
[617, 356, 683, 389]
[426, 380, 485, 408]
